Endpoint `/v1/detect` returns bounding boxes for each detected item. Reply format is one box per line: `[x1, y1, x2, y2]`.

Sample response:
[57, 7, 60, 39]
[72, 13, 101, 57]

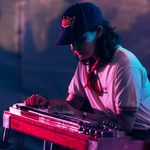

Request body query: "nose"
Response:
[70, 43, 77, 50]
[70, 44, 81, 56]
[71, 43, 82, 51]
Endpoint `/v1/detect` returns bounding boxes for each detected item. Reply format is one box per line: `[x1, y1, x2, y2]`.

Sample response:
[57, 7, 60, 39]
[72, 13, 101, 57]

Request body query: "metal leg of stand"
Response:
[0, 128, 9, 150]
[43, 140, 46, 150]
[49, 142, 53, 150]
[2, 128, 9, 142]
[43, 140, 53, 150]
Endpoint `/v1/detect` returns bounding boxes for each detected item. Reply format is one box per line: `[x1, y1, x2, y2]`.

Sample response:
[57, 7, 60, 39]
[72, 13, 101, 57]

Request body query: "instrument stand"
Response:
[0, 128, 12, 150]
[2, 128, 9, 142]
[43, 140, 53, 150]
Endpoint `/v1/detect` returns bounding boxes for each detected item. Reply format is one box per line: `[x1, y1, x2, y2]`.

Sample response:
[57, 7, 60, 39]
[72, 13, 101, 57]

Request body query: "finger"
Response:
[30, 94, 37, 106]
[24, 99, 27, 106]
[25, 97, 30, 106]
[39, 98, 48, 107]
[35, 94, 41, 106]
[38, 96, 49, 107]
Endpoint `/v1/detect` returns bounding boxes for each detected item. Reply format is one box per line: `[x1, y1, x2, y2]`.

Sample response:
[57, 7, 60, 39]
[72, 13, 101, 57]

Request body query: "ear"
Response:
[95, 26, 103, 38]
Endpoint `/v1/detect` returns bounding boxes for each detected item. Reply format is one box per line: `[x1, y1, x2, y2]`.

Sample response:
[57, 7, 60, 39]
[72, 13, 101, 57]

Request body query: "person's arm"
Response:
[47, 94, 89, 117]
[48, 97, 137, 129]
[48, 95, 110, 121]
[114, 63, 142, 132]
[116, 110, 137, 132]
[24, 93, 87, 111]
[24, 93, 118, 122]
[66, 93, 89, 110]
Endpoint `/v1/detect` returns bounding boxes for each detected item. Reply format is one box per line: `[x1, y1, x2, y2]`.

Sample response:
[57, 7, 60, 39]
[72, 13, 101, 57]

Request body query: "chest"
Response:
[80, 65, 117, 111]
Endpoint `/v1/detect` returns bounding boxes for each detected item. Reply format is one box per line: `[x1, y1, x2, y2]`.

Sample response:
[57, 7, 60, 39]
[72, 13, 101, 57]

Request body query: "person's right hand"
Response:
[24, 94, 49, 108]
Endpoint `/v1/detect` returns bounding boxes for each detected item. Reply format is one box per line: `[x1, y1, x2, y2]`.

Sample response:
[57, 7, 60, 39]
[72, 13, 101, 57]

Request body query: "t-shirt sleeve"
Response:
[68, 63, 86, 97]
[114, 65, 142, 114]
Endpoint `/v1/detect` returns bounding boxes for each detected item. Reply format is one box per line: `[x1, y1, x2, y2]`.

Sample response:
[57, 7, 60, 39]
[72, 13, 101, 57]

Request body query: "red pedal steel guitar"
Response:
[3, 103, 146, 150]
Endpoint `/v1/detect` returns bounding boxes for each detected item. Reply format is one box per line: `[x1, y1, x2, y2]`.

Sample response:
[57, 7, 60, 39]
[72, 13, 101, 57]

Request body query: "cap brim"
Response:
[56, 28, 82, 45]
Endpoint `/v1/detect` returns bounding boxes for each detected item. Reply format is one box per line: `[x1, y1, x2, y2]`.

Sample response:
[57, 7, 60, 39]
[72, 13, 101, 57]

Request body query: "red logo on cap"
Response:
[62, 16, 76, 28]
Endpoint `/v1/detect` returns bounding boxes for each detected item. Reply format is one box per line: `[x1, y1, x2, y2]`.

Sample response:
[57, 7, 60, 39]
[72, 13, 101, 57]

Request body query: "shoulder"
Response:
[110, 46, 148, 80]
[112, 45, 143, 69]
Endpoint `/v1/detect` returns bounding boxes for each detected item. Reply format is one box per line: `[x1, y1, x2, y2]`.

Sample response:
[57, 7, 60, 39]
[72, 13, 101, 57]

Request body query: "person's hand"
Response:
[24, 94, 49, 108]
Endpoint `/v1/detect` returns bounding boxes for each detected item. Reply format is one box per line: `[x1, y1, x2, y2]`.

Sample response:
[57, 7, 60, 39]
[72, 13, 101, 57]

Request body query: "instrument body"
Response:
[3, 104, 97, 150]
[3, 104, 147, 150]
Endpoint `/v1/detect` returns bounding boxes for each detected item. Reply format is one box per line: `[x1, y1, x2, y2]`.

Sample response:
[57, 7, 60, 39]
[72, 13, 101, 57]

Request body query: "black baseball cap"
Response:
[56, 2, 104, 45]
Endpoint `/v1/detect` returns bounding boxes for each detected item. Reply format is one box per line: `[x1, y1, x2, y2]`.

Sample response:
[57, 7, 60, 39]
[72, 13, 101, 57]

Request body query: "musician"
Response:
[24, 2, 150, 140]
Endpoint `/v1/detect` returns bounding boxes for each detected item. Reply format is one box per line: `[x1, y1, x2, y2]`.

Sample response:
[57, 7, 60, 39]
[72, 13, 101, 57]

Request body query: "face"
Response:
[70, 31, 97, 61]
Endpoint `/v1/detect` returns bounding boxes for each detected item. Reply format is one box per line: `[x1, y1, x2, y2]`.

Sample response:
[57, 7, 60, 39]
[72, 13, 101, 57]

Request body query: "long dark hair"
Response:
[95, 20, 121, 64]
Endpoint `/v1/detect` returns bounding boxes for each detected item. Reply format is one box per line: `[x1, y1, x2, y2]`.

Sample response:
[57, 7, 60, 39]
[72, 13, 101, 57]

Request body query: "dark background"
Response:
[0, 0, 150, 149]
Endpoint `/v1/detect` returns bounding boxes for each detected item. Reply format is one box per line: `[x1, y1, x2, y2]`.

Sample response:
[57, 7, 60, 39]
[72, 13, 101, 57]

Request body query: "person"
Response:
[24, 2, 150, 140]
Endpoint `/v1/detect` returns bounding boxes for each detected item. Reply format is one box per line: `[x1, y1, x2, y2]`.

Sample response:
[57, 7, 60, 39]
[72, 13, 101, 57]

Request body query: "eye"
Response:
[78, 36, 87, 45]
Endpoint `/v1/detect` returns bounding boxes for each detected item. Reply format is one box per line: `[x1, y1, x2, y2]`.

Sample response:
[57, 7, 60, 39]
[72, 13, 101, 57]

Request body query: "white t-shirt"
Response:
[68, 45, 150, 130]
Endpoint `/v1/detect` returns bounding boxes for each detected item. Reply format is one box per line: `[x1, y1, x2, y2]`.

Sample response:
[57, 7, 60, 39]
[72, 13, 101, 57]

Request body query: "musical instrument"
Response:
[3, 103, 146, 150]
[3, 103, 101, 149]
